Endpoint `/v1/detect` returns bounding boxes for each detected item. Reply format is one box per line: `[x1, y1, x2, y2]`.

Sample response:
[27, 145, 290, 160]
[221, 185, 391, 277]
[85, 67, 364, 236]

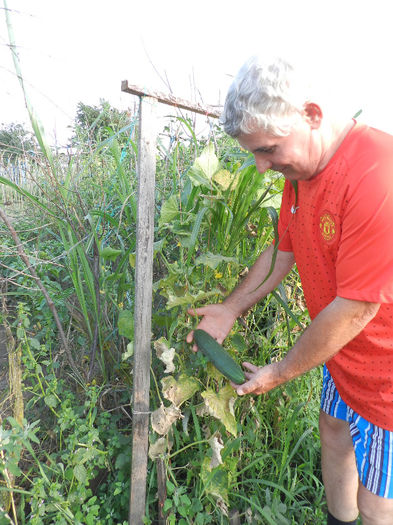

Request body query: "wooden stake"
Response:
[128, 96, 157, 525]
[156, 458, 167, 524]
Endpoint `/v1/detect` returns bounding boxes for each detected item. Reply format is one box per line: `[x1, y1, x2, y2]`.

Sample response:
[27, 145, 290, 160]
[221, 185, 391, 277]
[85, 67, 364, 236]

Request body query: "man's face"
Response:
[237, 113, 322, 181]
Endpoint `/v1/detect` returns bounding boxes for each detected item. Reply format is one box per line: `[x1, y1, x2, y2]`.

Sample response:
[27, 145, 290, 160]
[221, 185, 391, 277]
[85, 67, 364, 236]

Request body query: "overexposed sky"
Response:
[1, 0, 393, 145]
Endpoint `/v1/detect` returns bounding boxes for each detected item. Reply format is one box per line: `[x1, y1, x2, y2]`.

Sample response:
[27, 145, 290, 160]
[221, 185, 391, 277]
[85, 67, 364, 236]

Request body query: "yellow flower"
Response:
[215, 271, 223, 279]
[118, 302, 124, 309]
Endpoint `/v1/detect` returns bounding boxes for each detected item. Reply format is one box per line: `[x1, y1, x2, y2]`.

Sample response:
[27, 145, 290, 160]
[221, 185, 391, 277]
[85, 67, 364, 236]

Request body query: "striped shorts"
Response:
[320, 365, 393, 498]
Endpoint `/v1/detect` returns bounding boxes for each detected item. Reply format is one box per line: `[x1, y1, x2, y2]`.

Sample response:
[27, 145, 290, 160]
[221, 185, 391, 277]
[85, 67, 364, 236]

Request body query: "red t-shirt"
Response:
[277, 121, 393, 430]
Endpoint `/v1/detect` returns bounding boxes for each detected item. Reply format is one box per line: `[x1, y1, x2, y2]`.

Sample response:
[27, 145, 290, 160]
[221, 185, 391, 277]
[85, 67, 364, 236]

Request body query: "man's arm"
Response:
[236, 296, 380, 395]
[187, 244, 295, 344]
[223, 244, 295, 317]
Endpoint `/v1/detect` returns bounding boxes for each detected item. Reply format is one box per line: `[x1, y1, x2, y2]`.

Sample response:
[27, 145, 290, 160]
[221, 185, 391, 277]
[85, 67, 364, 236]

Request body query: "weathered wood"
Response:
[156, 458, 167, 524]
[128, 96, 158, 525]
[121, 80, 221, 119]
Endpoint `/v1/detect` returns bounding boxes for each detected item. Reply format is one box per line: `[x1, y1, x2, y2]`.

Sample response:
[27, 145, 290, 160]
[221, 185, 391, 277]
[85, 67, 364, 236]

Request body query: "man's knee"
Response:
[319, 410, 352, 450]
[357, 483, 393, 524]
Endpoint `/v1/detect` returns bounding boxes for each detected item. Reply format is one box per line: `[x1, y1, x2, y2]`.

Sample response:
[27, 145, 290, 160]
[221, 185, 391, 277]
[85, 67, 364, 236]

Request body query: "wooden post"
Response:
[129, 96, 157, 525]
[123, 82, 221, 525]
[156, 458, 167, 524]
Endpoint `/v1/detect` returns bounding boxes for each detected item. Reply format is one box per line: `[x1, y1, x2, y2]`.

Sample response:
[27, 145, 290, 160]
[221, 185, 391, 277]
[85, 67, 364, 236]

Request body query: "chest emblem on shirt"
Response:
[320, 211, 337, 242]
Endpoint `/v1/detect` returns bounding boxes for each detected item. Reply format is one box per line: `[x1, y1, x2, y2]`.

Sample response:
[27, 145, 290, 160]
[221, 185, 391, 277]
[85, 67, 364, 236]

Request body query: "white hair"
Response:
[221, 55, 315, 137]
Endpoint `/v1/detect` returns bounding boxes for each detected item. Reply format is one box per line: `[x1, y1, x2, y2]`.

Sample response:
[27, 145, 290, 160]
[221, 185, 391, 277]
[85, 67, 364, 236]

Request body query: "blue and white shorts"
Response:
[321, 365, 393, 498]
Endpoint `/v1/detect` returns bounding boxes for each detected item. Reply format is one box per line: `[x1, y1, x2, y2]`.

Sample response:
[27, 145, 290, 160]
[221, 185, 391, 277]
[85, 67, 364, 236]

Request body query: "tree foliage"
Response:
[0, 123, 37, 162]
[71, 99, 133, 147]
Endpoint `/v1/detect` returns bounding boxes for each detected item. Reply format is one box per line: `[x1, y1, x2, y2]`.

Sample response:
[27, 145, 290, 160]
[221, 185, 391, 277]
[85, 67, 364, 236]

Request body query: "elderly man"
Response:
[187, 56, 393, 525]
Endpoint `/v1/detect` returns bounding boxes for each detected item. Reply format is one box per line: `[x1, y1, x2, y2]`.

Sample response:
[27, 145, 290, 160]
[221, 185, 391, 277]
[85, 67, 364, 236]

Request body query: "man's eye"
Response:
[258, 147, 275, 154]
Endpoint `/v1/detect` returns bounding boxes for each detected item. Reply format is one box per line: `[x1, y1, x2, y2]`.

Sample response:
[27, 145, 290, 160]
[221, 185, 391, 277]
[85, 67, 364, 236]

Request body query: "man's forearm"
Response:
[278, 296, 380, 383]
[223, 244, 295, 317]
[236, 296, 380, 396]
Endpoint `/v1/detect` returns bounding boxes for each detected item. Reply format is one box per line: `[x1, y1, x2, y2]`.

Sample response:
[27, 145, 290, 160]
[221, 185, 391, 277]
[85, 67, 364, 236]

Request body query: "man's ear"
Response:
[303, 102, 323, 129]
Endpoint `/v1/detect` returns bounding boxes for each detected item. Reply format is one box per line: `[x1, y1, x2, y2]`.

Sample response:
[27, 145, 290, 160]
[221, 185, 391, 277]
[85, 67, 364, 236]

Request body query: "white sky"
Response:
[1, 0, 393, 145]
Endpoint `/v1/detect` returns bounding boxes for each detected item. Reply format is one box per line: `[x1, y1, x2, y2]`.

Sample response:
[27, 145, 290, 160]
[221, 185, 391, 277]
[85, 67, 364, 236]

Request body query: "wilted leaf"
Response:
[151, 404, 181, 436]
[149, 437, 167, 460]
[200, 457, 229, 503]
[209, 433, 224, 468]
[201, 384, 237, 436]
[166, 289, 222, 309]
[154, 338, 176, 373]
[161, 374, 200, 407]
[121, 342, 133, 361]
[213, 169, 234, 190]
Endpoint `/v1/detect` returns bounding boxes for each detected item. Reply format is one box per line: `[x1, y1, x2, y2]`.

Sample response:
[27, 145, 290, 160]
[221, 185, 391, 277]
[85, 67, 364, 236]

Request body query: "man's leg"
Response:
[319, 410, 359, 522]
[357, 483, 393, 525]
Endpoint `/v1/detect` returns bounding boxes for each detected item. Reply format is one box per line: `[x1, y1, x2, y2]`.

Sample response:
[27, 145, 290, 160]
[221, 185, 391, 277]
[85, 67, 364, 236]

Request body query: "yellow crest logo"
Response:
[320, 212, 336, 242]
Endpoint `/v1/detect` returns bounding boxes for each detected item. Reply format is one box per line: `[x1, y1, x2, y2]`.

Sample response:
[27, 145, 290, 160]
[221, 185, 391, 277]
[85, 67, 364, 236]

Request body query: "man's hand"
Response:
[186, 303, 238, 350]
[233, 362, 282, 396]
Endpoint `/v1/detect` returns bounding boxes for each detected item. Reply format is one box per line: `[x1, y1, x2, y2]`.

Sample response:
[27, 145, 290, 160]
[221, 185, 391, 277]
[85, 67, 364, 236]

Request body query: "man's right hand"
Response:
[186, 303, 238, 350]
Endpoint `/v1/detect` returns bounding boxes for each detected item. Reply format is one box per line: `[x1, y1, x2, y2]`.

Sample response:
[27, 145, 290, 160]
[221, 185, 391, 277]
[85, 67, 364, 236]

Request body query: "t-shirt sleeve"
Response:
[277, 180, 293, 252]
[336, 160, 393, 303]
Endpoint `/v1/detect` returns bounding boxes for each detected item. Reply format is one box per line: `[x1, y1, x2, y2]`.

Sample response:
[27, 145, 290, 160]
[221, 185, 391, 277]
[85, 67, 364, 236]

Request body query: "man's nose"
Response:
[255, 157, 272, 173]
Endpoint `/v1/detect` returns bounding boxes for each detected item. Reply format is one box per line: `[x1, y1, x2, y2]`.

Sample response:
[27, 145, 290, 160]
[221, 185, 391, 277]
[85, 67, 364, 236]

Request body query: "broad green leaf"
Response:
[201, 384, 237, 436]
[6, 460, 22, 477]
[195, 252, 238, 270]
[73, 464, 87, 484]
[44, 395, 58, 408]
[159, 195, 179, 227]
[100, 246, 123, 261]
[189, 144, 220, 185]
[28, 337, 41, 350]
[161, 374, 200, 407]
[118, 310, 134, 339]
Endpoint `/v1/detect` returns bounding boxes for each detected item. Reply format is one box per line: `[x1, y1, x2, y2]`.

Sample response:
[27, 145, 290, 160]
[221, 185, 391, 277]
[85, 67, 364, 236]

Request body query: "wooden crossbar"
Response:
[121, 81, 221, 119]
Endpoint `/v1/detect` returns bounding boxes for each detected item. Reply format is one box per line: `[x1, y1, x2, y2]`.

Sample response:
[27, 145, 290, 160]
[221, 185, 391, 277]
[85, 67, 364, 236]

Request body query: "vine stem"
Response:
[167, 439, 209, 459]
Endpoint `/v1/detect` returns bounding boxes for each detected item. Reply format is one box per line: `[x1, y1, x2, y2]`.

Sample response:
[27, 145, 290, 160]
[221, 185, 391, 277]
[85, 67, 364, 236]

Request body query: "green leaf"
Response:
[195, 252, 238, 270]
[163, 499, 173, 512]
[118, 310, 134, 339]
[159, 195, 179, 227]
[6, 459, 22, 477]
[100, 246, 123, 261]
[28, 337, 40, 350]
[190, 144, 220, 182]
[73, 464, 87, 484]
[44, 395, 58, 408]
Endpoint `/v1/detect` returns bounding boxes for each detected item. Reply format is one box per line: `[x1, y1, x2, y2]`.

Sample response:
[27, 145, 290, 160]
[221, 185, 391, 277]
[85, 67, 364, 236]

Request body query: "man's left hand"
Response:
[233, 362, 282, 396]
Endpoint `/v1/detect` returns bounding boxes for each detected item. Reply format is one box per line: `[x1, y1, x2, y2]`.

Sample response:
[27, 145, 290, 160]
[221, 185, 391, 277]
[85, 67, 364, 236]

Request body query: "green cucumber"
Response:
[193, 329, 246, 384]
